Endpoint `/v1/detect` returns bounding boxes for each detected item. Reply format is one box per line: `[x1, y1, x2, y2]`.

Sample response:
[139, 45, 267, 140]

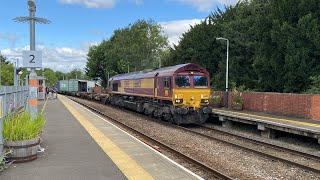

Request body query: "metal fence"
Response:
[0, 86, 29, 153]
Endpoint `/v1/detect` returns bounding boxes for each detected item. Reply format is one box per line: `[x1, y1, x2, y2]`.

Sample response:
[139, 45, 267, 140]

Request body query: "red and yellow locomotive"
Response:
[107, 63, 212, 124]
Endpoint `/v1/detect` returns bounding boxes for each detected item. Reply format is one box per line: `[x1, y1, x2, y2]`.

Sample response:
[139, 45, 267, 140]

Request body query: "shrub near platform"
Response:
[3, 112, 45, 163]
[232, 89, 244, 111]
[210, 95, 222, 108]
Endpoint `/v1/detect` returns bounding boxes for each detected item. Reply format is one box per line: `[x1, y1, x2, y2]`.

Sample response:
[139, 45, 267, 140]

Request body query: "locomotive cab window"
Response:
[163, 77, 171, 89]
[194, 75, 208, 87]
[175, 76, 190, 88]
[112, 82, 119, 92]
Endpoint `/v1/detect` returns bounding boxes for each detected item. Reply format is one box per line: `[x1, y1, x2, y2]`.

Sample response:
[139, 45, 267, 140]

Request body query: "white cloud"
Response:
[58, 0, 116, 8]
[0, 45, 92, 72]
[130, 0, 143, 5]
[0, 33, 20, 48]
[161, 19, 202, 46]
[58, 0, 143, 8]
[173, 0, 239, 12]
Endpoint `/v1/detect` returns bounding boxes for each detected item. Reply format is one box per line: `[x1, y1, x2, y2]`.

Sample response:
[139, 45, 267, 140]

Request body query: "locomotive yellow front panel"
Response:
[172, 88, 211, 109]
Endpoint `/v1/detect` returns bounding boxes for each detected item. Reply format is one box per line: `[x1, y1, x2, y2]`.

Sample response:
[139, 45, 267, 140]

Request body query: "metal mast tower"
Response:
[13, 0, 50, 118]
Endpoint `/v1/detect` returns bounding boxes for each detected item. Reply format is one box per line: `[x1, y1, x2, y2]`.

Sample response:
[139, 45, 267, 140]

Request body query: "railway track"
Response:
[200, 125, 320, 162]
[69, 96, 234, 180]
[69, 96, 320, 176]
[178, 125, 320, 174]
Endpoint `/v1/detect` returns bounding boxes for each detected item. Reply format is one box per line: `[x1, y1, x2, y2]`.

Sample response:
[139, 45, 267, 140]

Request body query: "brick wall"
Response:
[214, 91, 320, 121]
[311, 96, 320, 120]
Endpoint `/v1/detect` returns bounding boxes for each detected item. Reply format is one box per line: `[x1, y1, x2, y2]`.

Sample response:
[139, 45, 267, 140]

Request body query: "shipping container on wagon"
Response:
[54, 81, 61, 92]
[57, 79, 97, 93]
[87, 81, 96, 93]
[68, 80, 79, 92]
[59, 80, 69, 92]
[58, 80, 79, 92]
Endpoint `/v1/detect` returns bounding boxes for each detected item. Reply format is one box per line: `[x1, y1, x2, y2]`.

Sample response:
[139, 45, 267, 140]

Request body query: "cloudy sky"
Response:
[0, 0, 238, 72]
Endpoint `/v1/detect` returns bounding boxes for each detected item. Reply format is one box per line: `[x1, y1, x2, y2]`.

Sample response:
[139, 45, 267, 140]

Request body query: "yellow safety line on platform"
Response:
[213, 109, 320, 128]
[59, 96, 154, 180]
[41, 97, 49, 114]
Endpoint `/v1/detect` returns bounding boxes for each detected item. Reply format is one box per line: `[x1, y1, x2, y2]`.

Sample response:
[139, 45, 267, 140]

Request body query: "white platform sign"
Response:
[23, 50, 42, 68]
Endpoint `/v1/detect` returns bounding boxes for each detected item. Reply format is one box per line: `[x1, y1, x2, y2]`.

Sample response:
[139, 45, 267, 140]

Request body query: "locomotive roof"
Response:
[110, 63, 208, 81]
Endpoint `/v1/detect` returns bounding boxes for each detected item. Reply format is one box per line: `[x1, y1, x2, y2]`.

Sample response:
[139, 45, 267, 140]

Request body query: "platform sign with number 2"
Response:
[22, 50, 42, 68]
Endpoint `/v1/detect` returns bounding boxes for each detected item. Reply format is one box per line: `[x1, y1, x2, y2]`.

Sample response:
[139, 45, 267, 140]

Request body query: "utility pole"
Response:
[12, 58, 19, 86]
[216, 37, 230, 107]
[14, 0, 50, 118]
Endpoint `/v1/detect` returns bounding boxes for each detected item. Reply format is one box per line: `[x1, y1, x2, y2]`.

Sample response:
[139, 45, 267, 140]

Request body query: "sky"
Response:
[0, 0, 238, 72]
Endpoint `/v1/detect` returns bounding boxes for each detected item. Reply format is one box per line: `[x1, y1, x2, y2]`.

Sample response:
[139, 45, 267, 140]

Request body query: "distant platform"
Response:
[212, 108, 320, 143]
[1, 95, 201, 180]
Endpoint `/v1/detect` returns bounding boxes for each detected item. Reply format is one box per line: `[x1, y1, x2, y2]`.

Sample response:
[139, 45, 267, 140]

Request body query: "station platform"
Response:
[212, 108, 320, 142]
[2, 95, 201, 180]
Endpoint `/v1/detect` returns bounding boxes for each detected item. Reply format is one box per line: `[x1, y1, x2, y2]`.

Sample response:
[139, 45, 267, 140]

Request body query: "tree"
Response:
[0, 54, 14, 86]
[306, 75, 320, 94]
[55, 71, 66, 81]
[67, 68, 86, 80]
[43, 68, 58, 87]
[86, 19, 169, 87]
[167, 0, 320, 93]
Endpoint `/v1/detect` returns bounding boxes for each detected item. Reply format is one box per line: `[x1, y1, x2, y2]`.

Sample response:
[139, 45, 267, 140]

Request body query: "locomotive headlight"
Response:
[201, 99, 209, 104]
[175, 99, 183, 104]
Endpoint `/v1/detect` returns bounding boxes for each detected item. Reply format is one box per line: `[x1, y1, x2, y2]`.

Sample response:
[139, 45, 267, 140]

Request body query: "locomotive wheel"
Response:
[163, 113, 172, 122]
[173, 114, 182, 125]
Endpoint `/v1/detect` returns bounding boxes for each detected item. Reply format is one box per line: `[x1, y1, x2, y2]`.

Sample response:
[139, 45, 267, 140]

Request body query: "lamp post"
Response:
[216, 37, 229, 107]
[11, 58, 19, 86]
[18, 70, 23, 86]
[13, 0, 50, 118]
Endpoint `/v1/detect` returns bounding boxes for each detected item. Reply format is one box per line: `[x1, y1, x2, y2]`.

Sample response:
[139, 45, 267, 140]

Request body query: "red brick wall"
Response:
[214, 91, 320, 121]
[311, 96, 320, 120]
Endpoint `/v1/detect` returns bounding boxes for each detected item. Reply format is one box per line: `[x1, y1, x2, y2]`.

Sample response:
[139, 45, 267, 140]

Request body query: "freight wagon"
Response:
[55, 79, 97, 94]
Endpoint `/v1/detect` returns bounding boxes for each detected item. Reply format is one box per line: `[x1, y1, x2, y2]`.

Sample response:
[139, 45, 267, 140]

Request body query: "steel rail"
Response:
[200, 124, 320, 161]
[176, 125, 320, 174]
[69, 97, 234, 180]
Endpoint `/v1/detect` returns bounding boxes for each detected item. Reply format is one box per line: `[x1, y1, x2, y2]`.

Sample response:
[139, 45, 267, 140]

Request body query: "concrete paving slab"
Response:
[1, 98, 126, 180]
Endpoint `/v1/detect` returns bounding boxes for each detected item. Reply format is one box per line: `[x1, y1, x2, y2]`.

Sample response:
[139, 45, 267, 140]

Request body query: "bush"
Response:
[210, 95, 222, 105]
[3, 112, 45, 141]
[0, 150, 11, 172]
[232, 88, 244, 106]
[306, 75, 320, 94]
[233, 94, 244, 105]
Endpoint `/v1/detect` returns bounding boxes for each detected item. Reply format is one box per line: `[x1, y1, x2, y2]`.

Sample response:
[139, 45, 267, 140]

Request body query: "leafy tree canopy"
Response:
[167, 0, 320, 93]
[0, 54, 14, 86]
[86, 19, 169, 87]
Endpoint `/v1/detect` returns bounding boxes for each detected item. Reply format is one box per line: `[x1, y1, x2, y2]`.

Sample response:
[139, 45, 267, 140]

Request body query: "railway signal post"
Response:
[14, 0, 50, 119]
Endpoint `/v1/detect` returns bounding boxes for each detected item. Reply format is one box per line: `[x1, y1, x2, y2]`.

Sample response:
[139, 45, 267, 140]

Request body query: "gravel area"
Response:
[189, 126, 320, 172]
[208, 117, 320, 153]
[71, 97, 320, 180]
